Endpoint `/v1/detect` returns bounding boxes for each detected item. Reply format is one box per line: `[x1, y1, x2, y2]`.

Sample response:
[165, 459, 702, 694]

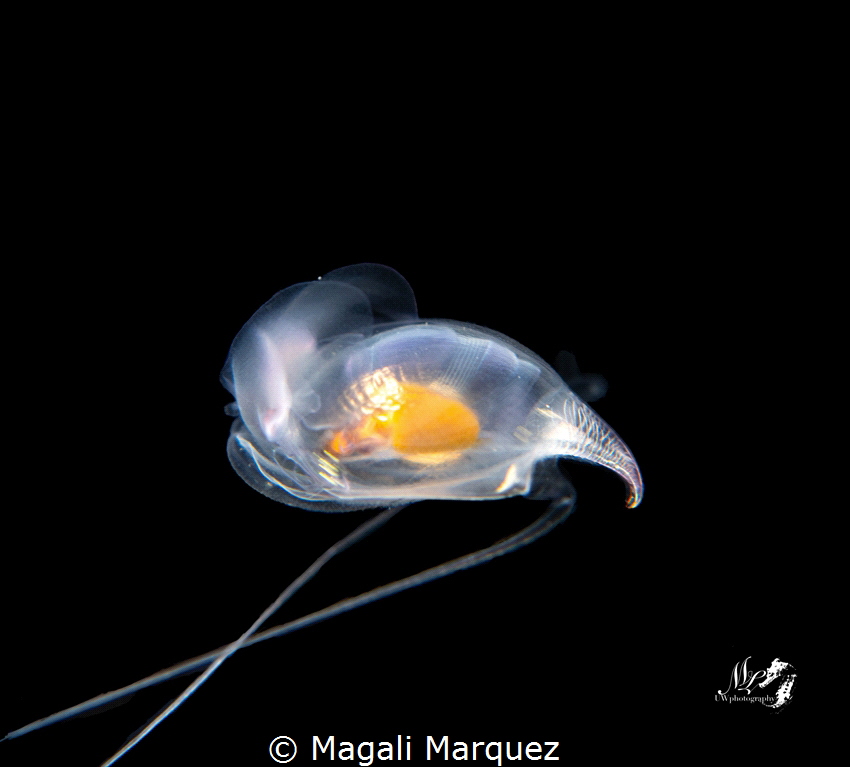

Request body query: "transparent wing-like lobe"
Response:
[222, 264, 643, 511]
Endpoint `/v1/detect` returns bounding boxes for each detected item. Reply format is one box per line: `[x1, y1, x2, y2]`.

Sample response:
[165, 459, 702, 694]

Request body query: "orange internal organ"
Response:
[390, 383, 479, 454]
[329, 382, 479, 458]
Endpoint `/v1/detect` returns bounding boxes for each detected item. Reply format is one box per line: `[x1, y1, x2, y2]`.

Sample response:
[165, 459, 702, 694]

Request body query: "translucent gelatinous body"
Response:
[2, 264, 645, 766]
[222, 264, 642, 510]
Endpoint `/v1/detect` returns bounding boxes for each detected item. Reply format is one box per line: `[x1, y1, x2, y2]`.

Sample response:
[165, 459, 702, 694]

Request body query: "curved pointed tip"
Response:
[607, 442, 643, 509]
[556, 396, 644, 509]
[625, 470, 643, 508]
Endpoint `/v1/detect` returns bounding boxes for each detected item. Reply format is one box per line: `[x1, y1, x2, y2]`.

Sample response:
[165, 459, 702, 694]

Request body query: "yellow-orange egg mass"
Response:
[388, 383, 479, 454]
[328, 382, 480, 458]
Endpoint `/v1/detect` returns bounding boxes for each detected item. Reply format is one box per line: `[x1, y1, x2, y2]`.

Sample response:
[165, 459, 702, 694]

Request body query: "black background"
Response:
[2, 93, 812, 763]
